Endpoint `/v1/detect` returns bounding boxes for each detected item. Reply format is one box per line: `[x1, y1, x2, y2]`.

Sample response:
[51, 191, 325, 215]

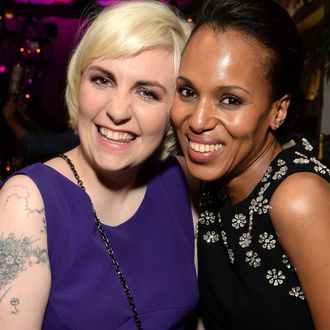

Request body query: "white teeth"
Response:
[99, 127, 135, 142]
[189, 141, 222, 153]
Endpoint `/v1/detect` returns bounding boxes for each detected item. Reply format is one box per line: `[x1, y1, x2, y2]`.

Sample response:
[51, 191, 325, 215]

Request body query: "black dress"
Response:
[198, 138, 330, 330]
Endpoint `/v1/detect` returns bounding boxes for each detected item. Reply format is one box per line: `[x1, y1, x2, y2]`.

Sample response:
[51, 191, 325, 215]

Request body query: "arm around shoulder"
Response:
[270, 172, 330, 329]
[0, 175, 50, 329]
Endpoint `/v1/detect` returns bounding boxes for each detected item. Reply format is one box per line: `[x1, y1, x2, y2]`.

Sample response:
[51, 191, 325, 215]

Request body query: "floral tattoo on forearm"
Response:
[0, 184, 49, 313]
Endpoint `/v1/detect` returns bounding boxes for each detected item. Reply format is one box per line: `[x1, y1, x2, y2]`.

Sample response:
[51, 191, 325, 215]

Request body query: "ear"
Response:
[270, 94, 290, 130]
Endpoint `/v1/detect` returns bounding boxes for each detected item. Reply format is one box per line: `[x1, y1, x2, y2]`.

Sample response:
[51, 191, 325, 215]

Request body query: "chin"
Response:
[187, 163, 222, 182]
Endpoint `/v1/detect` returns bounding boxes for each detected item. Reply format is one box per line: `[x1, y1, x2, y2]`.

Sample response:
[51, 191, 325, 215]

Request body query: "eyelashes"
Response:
[90, 75, 114, 87]
[89, 75, 161, 102]
[177, 85, 197, 98]
[135, 88, 160, 102]
[220, 95, 243, 106]
[177, 84, 244, 109]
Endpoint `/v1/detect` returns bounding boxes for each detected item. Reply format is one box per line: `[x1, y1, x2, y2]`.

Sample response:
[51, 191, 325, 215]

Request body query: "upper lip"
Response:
[187, 133, 224, 145]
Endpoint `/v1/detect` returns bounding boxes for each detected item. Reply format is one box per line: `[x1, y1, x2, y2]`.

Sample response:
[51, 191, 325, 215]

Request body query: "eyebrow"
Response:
[177, 75, 251, 95]
[133, 80, 168, 94]
[87, 65, 117, 84]
[86, 65, 168, 94]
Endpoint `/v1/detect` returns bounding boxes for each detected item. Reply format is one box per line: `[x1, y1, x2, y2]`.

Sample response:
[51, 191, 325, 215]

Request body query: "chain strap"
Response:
[58, 154, 143, 329]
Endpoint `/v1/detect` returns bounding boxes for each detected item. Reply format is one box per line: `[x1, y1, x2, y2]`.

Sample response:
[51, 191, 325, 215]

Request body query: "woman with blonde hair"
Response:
[0, 1, 198, 329]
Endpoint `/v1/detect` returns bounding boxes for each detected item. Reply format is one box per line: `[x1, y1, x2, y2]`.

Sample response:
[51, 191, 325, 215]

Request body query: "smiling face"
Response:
[78, 47, 175, 173]
[171, 26, 288, 186]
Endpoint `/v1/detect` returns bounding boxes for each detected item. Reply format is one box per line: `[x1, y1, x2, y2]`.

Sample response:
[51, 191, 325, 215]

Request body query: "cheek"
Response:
[224, 111, 268, 139]
[78, 88, 105, 120]
[170, 97, 186, 128]
[138, 107, 169, 137]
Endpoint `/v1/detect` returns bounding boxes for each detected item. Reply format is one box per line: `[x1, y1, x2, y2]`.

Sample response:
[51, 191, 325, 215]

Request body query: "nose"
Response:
[106, 95, 132, 125]
[189, 98, 216, 133]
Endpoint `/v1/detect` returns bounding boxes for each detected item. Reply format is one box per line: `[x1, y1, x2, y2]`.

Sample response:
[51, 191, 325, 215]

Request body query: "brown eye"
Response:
[222, 95, 242, 105]
[177, 85, 196, 98]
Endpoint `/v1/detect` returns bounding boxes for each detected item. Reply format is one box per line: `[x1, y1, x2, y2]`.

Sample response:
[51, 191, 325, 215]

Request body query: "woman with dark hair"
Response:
[171, 0, 330, 328]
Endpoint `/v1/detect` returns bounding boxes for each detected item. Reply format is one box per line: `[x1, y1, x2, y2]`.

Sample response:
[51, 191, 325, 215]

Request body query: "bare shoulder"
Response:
[270, 171, 330, 229]
[0, 174, 50, 327]
[270, 172, 330, 328]
[0, 174, 46, 233]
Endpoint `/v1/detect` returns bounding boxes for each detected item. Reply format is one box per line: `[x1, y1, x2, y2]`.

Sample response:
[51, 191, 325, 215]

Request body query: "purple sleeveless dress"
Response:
[8, 157, 198, 329]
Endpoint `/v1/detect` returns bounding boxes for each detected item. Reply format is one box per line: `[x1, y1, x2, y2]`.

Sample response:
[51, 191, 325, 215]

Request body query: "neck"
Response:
[225, 138, 282, 204]
[67, 147, 149, 226]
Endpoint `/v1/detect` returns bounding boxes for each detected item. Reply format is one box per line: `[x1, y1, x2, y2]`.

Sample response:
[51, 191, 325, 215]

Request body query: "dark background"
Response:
[0, 0, 329, 179]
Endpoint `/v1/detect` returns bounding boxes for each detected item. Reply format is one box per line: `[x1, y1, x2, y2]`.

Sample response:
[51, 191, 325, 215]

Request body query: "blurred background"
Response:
[0, 0, 329, 179]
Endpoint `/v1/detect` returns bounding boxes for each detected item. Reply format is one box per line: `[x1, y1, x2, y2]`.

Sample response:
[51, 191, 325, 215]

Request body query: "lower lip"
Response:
[97, 133, 135, 151]
[187, 145, 223, 164]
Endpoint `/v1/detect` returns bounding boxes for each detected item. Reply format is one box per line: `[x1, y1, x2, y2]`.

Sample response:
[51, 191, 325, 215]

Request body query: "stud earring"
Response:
[275, 121, 282, 129]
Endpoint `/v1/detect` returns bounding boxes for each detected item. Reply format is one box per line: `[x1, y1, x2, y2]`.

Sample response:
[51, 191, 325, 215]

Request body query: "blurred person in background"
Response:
[3, 98, 79, 156]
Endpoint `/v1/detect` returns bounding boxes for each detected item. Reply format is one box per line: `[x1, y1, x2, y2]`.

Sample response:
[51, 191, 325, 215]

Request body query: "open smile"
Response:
[189, 141, 223, 153]
[98, 126, 137, 144]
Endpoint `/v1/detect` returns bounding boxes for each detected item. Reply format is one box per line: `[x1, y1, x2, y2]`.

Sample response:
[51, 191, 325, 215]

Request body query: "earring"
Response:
[275, 121, 282, 129]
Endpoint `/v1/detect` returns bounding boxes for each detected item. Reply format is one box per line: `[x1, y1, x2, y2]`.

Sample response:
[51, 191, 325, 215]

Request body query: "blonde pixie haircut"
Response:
[66, 0, 192, 159]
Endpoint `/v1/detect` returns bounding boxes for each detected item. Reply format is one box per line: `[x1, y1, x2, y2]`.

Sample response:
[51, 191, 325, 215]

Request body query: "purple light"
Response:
[0, 65, 7, 73]
[97, 0, 171, 5]
[28, 78, 33, 84]
[16, 0, 72, 4]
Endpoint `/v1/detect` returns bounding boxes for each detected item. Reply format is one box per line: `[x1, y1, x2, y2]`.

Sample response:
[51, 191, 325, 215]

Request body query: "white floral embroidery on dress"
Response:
[221, 230, 228, 248]
[266, 269, 285, 286]
[310, 157, 330, 175]
[282, 254, 295, 271]
[245, 250, 261, 267]
[289, 286, 305, 300]
[261, 166, 273, 182]
[203, 231, 219, 243]
[199, 210, 216, 225]
[302, 138, 313, 151]
[232, 213, 247, 229]
[259, 182, 270, 195]
[239, 232, 252, 248]
[293, 157, 310, 164]
[259, 232, 276, 250]
[249, 195, 270, 215]
[228, 248, 235, 264]
[294, 151, 330, 175]
[272, 166, 288, 179]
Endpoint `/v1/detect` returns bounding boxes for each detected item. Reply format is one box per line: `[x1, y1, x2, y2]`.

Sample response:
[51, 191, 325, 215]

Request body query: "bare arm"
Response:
[0, 175, 51, 329]
[270, 172, 330, 329]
